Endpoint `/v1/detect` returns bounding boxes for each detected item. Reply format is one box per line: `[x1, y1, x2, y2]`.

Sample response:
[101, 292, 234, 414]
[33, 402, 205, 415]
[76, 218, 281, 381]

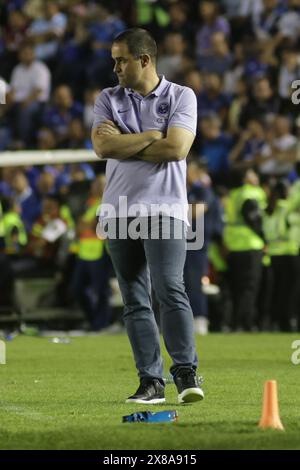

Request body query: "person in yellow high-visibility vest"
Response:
[0, 199, 14, 307]
[264, 179, 300, 331]
[0, 200, 5, 251]
[288, 163, 300, 330]
[224, 168, 266, 331]
[72, 175, 111, 331]
[1, 197, 27, 256]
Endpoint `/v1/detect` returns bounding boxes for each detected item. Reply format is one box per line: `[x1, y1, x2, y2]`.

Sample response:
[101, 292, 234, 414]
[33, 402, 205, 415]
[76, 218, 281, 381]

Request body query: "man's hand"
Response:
[148, 130, 164, 141]
[137, 127, 195, 163]
[96, 120, 122, 136]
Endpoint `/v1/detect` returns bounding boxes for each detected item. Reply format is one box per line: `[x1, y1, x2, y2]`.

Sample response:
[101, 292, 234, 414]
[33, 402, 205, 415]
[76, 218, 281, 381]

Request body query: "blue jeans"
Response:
[107, 216, 198, 380]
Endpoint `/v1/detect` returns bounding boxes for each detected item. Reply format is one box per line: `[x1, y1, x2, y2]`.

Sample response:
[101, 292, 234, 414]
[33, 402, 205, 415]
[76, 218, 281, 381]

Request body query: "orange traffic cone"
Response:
[258, 380, 284, 430]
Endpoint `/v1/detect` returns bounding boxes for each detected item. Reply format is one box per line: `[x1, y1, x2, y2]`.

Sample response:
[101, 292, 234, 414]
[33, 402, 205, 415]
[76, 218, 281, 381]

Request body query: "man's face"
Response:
[54, 86, 73, 108]
[112, 42, 143, 89]
[43, 199, 59, 219]
[19, 47, 34, 65]
[254, 79, 272, 100]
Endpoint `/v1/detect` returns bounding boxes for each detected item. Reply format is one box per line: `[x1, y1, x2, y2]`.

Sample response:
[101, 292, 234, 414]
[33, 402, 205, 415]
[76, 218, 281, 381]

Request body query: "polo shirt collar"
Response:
[125, 75, 167, 98]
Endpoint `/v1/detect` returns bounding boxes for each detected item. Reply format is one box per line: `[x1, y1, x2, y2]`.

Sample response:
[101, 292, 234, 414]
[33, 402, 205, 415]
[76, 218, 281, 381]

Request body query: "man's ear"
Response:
[140, 54, 151, 68]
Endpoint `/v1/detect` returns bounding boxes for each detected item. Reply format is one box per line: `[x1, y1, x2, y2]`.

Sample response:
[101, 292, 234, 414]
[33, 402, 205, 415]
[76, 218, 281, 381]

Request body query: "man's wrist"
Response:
[146, 130, 163, 142]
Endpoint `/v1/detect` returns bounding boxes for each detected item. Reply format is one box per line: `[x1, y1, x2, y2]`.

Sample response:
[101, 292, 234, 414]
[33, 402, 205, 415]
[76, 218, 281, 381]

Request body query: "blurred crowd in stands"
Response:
[1, 0, 300, 333]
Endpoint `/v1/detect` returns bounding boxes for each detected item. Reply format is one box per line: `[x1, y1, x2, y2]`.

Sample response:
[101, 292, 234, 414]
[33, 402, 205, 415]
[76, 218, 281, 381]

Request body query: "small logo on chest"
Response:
[157, 102, 169, 115]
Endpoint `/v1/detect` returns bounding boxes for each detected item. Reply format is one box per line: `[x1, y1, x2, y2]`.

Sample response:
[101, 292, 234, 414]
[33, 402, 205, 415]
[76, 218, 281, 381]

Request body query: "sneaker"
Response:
[125, 378, 166, 404]
[174, 369, 204, 404]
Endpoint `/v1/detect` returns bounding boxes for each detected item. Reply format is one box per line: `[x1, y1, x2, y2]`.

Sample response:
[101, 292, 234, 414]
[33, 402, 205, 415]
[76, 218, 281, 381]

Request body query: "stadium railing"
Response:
[0, 149, 99, 167]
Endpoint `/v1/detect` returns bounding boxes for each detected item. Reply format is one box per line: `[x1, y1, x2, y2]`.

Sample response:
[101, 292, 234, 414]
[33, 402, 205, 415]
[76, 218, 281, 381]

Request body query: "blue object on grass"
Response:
[123, 410, 178, 423]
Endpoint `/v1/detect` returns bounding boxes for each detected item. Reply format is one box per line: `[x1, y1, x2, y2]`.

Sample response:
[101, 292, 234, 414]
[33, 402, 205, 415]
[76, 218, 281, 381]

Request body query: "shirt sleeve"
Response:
[168, 87, 197, 135]
[92, 91, 113, 129]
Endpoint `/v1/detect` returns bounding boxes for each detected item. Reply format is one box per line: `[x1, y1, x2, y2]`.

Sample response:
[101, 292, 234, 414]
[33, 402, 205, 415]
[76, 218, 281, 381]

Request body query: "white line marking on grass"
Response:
[0, 404, 55, 422]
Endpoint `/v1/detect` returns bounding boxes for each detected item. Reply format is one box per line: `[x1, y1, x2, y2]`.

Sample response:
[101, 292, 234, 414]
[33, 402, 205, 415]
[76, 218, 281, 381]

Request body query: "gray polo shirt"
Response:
[93, 76, 197, 223]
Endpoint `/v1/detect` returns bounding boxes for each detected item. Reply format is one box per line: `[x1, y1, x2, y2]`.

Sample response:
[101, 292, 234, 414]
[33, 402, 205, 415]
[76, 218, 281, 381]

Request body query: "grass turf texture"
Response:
[0, 333, 299, 450]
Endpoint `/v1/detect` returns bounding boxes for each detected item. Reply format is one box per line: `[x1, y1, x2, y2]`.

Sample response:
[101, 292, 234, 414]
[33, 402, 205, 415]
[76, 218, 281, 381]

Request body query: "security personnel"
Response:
[287, 166, 300, 329]
[0, 200, 4, 251]
[288, 167, 300, 250]
[184, 159, 224, 335]
[1, 198, 27, 255]
[224, 168, 266, 331]
[264, 180, 299, 331]
[72, 187, 111, 331]
[0, 199, 14, 306]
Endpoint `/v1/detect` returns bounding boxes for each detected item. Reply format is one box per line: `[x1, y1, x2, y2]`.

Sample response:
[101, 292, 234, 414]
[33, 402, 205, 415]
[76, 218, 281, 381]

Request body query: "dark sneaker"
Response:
[125, 378, 165, 404]
[174, 369, 204, 404]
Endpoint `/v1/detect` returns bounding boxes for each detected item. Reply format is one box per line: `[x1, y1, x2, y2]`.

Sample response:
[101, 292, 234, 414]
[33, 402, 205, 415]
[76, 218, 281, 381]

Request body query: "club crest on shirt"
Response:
[157, 102, 169, 115]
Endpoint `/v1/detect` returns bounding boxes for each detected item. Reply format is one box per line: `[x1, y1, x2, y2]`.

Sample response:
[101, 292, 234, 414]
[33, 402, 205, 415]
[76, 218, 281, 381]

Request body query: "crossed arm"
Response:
[91, 120, 195, 163]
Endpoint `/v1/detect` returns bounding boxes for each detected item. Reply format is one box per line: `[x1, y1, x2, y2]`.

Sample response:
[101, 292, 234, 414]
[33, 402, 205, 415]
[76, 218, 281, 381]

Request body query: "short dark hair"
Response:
[113, 28, 157, 63]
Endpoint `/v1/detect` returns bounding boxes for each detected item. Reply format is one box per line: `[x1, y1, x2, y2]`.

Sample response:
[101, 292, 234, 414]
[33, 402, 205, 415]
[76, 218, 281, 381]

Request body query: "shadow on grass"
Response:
[1, 423, 299, 450]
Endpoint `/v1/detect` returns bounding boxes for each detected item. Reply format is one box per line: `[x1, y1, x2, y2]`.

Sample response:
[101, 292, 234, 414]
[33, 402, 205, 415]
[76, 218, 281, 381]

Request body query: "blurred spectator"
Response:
[133, 0, 170, 39]
[0, 76, 13, 150]
[239, 76, 280, 126]
[1, 197, 27, 256]
[11, 170, 41, 231]
[27, 0, 67, 63]
[183, 69, 203, 97]
[83, 88, 100, 130]
[197, 31, 233, 75]
[72, 175, 111, 331]
[224, 168, 266, 331]
[0, 168, 15, 198]
[185, 158, 224, 335]
[278, 47, 300, 100]
[198, 113, 233, 184]
[227, 77, 248, 134]
[69, 163, 95, 182]
[54, 8, 90, 97]
[162, 1, 194, 45]
[10, 43, 50, 147]
[4, 10, 28, 53]
[0, 200, 4, 251]
[36, 170, 57, 197]
[27, 194, 69, 272]
[277, 0, 300, 45]
[223, 42, 245, 94]
[229, 118, 266, 168]
[36, 127, 57, 150]
[197, 73, 231, 122]
[244, 42, 278, 82]
[157, 31, 186, 81]
[252, 0, 283, 43]
[256, 115, 297, 176]
[86, 2, 126, 88]
[263, 179, 299, 331]
[42, 85, 83, 147]
[196, 0, 230, 63]
[67, 118, 89, 149]
[2, 9, 28, 79]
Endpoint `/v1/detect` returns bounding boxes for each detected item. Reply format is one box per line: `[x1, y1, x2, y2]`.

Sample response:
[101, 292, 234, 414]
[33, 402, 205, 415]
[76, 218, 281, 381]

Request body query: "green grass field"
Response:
[0, 333, 299, 450]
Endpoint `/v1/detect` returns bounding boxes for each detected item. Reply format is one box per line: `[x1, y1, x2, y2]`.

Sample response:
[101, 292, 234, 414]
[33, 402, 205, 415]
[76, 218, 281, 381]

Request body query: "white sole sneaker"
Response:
[178, 387, 204, 404]
[125, 398, 166, 404]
